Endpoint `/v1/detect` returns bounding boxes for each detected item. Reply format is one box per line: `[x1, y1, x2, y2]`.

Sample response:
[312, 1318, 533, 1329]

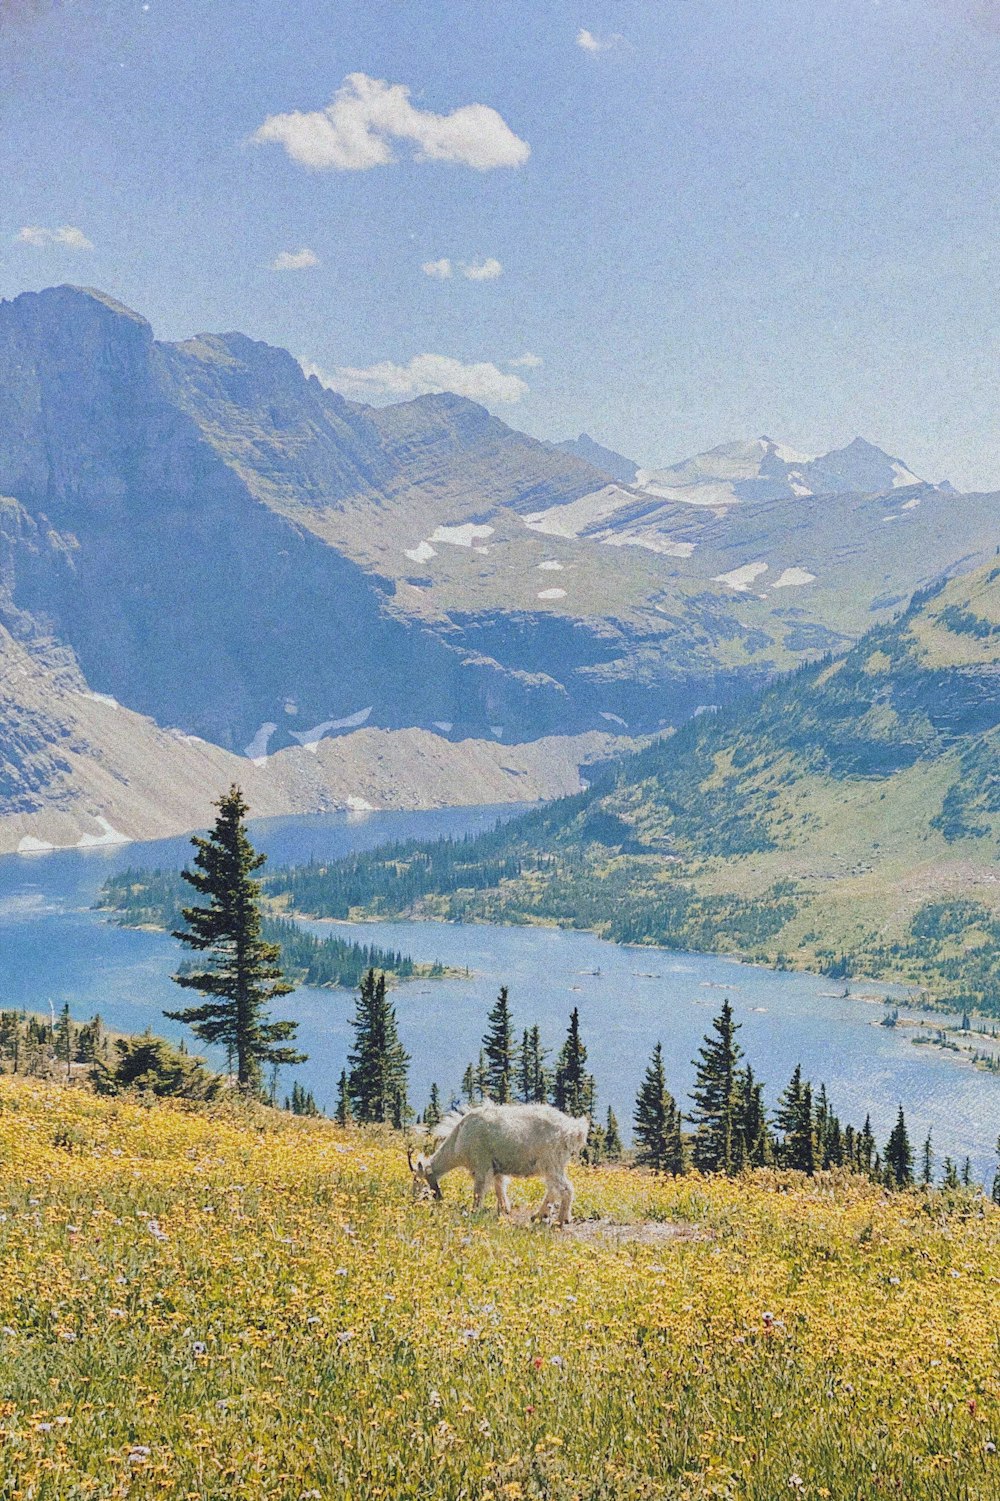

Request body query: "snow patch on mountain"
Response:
[405, 540, 437, 563]
[291, 706, 373, 752]
[772, 567, 817, 589]
[245, 722, 278, 764]
[429, 523, 495, 548]
[715, 562, 769, 591]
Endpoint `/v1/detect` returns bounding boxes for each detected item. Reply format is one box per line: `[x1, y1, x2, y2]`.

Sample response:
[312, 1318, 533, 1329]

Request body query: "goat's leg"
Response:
[472, 1171, 491, 1212]
[532, 1179, 559, 1223]
[494, 1175, 512, 1215]
[556, 1174, 575, 1228]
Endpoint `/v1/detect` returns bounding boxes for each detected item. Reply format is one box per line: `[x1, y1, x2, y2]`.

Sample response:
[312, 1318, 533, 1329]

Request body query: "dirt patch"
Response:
[505, 1209, 704, 1246]
[562, 1218, 705, 1247]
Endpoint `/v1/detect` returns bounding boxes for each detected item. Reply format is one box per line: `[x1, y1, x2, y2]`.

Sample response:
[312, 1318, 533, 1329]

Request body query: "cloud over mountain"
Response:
[16, 225, 93, 250]
[254, 73, 530, 172]
[303, 351, 529, 406]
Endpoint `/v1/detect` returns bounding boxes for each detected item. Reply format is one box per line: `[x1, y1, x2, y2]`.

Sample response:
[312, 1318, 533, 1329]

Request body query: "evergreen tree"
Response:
[346, 968, 410, 1125]
[941, 1156, 960, 1190]
[859, 1114, 876, 1176]
[423, 1082, 443, 1128]
[165, 786, 304, 1094]
[604, 1106, 623, 1162]
[0, 1011, 20, 1073]
[287, 1081, 319, 1116]
[482, 986, 515, 1102]
[552, 1008, 593, 1118]
[518, 1025, 550, 1103]
[920, 1131, 934, 1186]
[991, 1135, 1000, 1206]
[75, 1014, 105, 1064]
[884, 1106, 914, 1188]
[91, 1033, 221, 1100]
[738, 1064, 770, 1167]
[55, 1003, 72, 1082]
[774, 1065, 804, 1167]
[689, 1000, 744, 1174]
[634, 1042, 683, 1173]
[961, 1156, 973, 1189]
[334, 1068, 352, 1126]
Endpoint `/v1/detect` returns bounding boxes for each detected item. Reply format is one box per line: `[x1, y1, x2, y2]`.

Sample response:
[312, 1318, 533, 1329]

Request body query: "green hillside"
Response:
[263, 563, 1000, 1013]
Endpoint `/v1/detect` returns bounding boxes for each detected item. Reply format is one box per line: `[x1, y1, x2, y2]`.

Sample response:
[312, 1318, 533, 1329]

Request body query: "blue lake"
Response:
[0, 806, 997, 1181]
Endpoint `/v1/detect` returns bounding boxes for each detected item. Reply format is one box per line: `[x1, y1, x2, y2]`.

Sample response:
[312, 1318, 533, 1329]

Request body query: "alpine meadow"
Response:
[1, 3, 999, 1499]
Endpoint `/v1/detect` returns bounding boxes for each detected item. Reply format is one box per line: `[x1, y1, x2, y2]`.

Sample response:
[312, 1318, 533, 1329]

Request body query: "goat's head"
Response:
[407, 1145, 442, 1201]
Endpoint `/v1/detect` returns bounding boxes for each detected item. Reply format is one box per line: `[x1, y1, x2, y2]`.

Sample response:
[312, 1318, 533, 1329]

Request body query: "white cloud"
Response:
[422, 256, 503, 281]
[254, 72, 530, 173]
[302, 352, 529, 407]
[508, 351, 543, 368]
[16, 224, 93, 251]
[576, 27, 623, 52]
[461, 256, 503, 281]
[271, 247, 319, 270]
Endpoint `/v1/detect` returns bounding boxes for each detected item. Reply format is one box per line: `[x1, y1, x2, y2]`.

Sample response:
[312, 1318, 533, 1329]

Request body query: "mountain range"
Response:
[0, 282, 997, 850]
[288, 562, 1000, 1012]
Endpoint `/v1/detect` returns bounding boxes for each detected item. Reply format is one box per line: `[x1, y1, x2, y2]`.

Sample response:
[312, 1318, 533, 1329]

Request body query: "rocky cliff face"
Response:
[0, 284, 997, 851]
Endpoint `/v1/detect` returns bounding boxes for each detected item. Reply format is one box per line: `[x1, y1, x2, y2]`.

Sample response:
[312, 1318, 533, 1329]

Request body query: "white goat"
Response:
[408, 1102, 589, 1226]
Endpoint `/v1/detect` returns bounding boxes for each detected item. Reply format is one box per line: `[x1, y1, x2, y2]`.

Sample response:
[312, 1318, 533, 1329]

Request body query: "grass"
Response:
[1, 1080, 998, 1499]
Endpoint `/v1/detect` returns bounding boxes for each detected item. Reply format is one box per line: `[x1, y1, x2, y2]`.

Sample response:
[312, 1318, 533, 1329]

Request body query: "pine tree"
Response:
[961, 1156, 973, 1189]
[552, 1008, 592, 1118]
[165, 786, 304, 1094]
[604, 1106, 623, 1162]
[0, 1011, 20, 1073]
[774, 1065, 804, 1167]
[634, 1042, 683, 1173]
[55, 1002, 72, 1083]
[991, 1135, 1000, 1206]
[423, 1082, 442, 1128]
[859, 1114, 876, 1176]
[884, 1106, 913, 1188]
[941, 1156, 960, 1190]
[688, 1000, 744, 1174]
[482, 987, 515, 1102]
[347, 968, 410, 1124]
[75, 1014, 105, 1064]
[334, 1068, 352, 1126]
[920, 1131, 934, 1186]
[518, 1026, 550, 1103]
[738, 1064, 770, 1167]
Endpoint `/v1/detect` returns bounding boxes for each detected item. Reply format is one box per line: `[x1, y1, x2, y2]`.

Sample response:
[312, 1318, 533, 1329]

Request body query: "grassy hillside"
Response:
[1, 1081, 997, 1499]
[262, 564, 1000, 1012]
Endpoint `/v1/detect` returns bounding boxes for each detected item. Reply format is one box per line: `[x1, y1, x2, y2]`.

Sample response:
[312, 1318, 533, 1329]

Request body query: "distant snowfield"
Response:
[244, 722, 277, 764]
[537, 587, 567, 600]
[772, 567, 817, 589]
[291, 706, 373, 753]
[523, 485, 636, 539]
[429, 523, 495, 548]
[76, 817, 130, 848]
[714, 561, 769, 591]
[404, 540, 437, 563]
[82, 691, 121, 709]
[537, 559, 565, 571]
[17, 817, 130, 855]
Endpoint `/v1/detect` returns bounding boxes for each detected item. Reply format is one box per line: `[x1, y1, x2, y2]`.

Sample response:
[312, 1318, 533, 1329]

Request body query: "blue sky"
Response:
[3, 0, 1000, 487]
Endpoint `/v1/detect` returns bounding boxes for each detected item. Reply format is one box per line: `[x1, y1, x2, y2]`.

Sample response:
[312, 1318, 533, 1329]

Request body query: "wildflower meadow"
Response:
[0, 1079, 997, 1499]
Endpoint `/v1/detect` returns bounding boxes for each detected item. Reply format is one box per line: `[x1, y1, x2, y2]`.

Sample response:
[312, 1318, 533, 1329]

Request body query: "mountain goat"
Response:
[408, 1102, 589, 1226]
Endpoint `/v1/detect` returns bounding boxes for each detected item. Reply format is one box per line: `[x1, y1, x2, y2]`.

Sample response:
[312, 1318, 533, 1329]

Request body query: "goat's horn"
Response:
[406, 1146, 415, 1172]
